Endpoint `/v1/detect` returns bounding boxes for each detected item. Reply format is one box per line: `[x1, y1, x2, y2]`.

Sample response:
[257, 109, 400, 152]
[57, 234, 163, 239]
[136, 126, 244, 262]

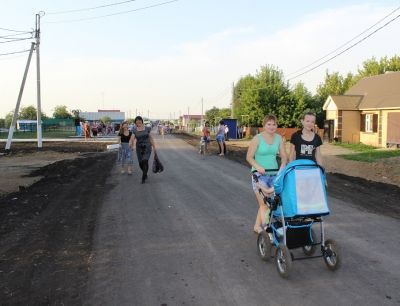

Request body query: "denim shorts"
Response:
[251, 172, 276, 192]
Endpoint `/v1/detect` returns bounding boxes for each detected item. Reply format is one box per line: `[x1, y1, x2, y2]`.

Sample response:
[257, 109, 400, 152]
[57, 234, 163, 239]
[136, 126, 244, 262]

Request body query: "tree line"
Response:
[206, 55, 400, 128]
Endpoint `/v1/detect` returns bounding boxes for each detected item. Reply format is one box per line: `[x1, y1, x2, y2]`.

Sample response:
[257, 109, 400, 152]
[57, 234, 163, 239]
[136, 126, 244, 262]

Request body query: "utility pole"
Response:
[5, 43, 35, 151]
[36, 12, 44, 148]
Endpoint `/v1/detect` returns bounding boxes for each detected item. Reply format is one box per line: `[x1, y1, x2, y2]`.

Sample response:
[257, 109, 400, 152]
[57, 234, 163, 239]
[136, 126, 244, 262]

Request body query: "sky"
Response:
[0, 0, 399, 119]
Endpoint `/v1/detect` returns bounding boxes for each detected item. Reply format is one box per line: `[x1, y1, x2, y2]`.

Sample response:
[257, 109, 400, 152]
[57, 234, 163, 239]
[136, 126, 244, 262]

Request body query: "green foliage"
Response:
[205, 107, 231, 125]
[71, 109, 81, 119]
[19, 105, 37, 120]
[5, 112, 14, 128]
[0, 118, 5, 128]
[333, 142, 376, 152]
[339, 150, 400, 162]
[53, 105, 72, 119]
[100, 116, 112, 123]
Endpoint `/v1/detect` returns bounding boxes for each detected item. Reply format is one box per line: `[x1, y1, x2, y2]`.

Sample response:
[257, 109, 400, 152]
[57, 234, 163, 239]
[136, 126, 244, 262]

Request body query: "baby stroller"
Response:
[255, 159, 341, 278]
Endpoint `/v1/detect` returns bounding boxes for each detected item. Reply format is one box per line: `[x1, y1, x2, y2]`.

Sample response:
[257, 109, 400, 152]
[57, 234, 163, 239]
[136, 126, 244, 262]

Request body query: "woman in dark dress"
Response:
[130, 116, 156, 183]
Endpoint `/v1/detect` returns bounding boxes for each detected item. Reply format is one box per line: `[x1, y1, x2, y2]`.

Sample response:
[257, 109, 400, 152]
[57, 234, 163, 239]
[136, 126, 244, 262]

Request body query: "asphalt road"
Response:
[85, 133, 400, 306]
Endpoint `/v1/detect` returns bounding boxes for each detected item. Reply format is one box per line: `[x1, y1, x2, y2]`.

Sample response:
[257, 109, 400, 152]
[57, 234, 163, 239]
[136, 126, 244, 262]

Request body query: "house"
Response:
[323, 71, 400, 147]
[179, 114, 203, 131]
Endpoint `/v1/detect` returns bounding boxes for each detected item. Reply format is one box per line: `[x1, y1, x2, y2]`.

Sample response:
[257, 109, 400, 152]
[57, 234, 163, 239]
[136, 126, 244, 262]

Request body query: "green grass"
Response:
[0, 130, 75, 139]
[339, 150, 400, 162]
[333, 142, 377, 152]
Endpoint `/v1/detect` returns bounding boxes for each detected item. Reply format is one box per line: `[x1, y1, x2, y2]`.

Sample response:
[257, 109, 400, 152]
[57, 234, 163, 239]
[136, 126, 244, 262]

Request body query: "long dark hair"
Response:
[134, 116, 143, 124]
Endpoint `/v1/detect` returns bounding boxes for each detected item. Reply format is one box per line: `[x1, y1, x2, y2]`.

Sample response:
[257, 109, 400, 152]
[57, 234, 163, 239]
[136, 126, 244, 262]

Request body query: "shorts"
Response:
[251, 172, 276, 192]
[216, 134, 225, 142]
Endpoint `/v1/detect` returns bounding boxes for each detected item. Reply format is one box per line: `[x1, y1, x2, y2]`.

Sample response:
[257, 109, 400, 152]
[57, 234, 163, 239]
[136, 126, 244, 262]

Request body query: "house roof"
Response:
[328, 95, 363, 110]
[345, 71, 400, 109]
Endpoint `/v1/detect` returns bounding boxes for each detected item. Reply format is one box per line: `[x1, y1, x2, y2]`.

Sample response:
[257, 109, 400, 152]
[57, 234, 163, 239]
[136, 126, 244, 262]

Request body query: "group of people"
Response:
[117, 116, 156, 184]
[76, 120, 114, 138]
[200, 120, 227, 156]
[246, 112, 323, 234]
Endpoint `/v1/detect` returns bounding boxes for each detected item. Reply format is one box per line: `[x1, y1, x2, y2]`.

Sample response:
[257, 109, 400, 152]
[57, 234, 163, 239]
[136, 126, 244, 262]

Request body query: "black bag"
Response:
[152, 152, 164, 173]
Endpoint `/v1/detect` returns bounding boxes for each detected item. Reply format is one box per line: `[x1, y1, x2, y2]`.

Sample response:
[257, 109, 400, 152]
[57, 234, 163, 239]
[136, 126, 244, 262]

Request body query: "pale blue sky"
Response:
[1, 0, 399, 119]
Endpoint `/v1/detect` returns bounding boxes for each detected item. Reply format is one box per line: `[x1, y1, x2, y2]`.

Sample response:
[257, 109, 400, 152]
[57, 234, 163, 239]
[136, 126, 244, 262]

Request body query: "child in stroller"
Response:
[255, 159, 341, 278]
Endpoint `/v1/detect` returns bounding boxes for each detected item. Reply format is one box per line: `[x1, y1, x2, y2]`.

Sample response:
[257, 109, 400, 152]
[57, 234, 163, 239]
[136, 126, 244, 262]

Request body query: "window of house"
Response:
[365, 114, 373, 132]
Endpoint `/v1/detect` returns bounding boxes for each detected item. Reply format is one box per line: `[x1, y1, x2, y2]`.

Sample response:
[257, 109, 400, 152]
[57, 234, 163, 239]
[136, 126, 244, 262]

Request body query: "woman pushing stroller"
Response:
[246, 114, 287, 234]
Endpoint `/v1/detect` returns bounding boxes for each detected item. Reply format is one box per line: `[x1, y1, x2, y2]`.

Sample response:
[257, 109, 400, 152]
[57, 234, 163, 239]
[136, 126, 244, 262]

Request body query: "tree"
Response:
[5, 112, 15, 128]
[353, 55, 400, 83]
[0, 118, 5, 128]
[71, 109, 81, 119]
[290, 82, 315, 127]
[19, 105, 37, 120]
[53, 105, 72, 119]
[100, 116, 112, 123]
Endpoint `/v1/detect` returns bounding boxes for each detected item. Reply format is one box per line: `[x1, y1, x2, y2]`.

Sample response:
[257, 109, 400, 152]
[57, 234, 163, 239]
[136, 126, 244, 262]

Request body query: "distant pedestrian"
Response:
[201, 122, 211, 154]
[91, 121, 98, 137]
[131, 116, 156, 184]
[117, 121, 134, 175]
[216, 120, 226, 156]
[83, 121, 91, 139]
[224, 124, 229, 141]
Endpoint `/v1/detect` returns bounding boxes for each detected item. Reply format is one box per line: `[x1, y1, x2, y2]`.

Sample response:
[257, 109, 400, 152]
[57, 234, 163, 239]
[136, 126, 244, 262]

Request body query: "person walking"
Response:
[201, 122, 211, 154]
[289, 112, 323, 166]
[246, 114, 287, 234]
[216, 120, 226, 156]
[117, 121, 134, 175]
[130, 116, 156, 184]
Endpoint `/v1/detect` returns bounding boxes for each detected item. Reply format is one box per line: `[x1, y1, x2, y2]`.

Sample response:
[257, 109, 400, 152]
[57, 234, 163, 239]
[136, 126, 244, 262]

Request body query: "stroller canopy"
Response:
[273, 159, 329, 218]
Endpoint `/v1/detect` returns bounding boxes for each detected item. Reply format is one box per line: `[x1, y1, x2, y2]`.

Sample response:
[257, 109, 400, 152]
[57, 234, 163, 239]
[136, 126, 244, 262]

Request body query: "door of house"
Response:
[387, 113, 400, 147]
[324, 120, 334, 142]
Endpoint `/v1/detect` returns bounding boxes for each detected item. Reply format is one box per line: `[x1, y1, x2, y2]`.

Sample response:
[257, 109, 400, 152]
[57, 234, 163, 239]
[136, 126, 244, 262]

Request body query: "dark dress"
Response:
[133, 127, 152, 162]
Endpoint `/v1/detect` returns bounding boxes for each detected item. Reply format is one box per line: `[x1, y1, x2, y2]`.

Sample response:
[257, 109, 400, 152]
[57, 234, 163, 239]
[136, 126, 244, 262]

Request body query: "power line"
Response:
[286, 5, 400, 77]
[0, 27, 30, 33]
[46, 0, 139, 14]
[0, 49, 31, 56]
[0, 37, 33, 44]
[287, 13, 400, 81]
[0, 32, 33, 39]
[45, 0, 179, 24]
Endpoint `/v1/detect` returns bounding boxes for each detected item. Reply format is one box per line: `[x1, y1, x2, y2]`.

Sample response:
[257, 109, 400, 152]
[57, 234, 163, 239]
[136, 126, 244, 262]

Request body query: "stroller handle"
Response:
[251, 169, 279, 182]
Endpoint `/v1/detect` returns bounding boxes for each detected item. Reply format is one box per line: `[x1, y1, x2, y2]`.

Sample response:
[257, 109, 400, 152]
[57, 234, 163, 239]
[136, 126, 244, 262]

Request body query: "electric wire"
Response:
[0, 32, 33, 39]
[45, 0, 179, 24]
[286, 5, 400, 77]
[46, 0, 139, 14]
[0, 27, 30, 33]
[287, 13, 400, 81]
[235, 11, 400, 92]
[0, 49, 31, 56]
[0, 37, 34, 44]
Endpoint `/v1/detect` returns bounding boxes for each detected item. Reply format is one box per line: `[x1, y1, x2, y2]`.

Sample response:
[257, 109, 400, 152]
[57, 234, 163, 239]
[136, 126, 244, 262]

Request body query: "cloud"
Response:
[1, 4, 399, 118]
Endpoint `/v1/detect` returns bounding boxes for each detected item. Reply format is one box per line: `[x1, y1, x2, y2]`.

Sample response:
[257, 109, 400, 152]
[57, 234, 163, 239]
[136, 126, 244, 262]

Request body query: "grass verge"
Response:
[339, 150, 400, 162]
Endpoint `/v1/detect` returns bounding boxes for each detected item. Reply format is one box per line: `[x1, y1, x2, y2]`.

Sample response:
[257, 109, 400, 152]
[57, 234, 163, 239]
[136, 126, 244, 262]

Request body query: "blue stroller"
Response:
[255, 159, 341, 278]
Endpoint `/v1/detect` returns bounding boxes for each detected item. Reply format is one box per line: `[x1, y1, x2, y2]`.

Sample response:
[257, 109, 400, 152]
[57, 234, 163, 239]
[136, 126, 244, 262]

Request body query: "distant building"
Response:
[179, 114, 202, 132]
[80, 109, 125, 123]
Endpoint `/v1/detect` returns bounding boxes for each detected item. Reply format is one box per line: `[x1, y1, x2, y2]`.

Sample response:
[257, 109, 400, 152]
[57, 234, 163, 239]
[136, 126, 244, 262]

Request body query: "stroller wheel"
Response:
[302, 228, 317, 256]
[275, 243, 292, 278]
[257, 232, 273, 262]
[323, 239, 341, 271]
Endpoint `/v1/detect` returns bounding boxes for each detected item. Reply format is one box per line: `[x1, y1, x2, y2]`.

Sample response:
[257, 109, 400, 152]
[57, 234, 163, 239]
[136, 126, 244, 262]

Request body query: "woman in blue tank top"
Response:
[246, 114, 287, 234]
